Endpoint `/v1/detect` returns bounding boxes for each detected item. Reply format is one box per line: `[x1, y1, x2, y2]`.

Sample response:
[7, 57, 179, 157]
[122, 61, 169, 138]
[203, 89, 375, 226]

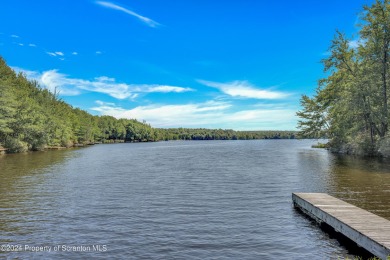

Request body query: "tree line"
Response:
[297, 0, 390, 156]
[158, 128, 296, 141]
[0, 57, 159, 152]
[0, 57, 296, 153]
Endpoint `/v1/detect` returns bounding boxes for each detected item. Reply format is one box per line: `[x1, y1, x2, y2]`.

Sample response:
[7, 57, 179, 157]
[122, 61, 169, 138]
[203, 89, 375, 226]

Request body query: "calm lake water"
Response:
[0, 140, 389, 259]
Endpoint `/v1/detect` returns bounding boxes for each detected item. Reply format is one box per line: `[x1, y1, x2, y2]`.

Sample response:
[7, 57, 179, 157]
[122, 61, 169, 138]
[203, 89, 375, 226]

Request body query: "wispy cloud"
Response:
[91, 101, 297, 130]
[198, 80, 289, 100]
[10, 34, 19, 38]
[138, 85, 194, 93]
[28, 43, 37, 47]
[96, 51, 102, 55]
[12, 67, 193, 99]
[91, 100, 127, 114]
[72, 52, 78, 55]
[46, 51, 66, 60]
[46, 51, 65, 57]
[12, 67, 80, 96]
[96, 1, 160, 28]
[40, 69, 77, 94]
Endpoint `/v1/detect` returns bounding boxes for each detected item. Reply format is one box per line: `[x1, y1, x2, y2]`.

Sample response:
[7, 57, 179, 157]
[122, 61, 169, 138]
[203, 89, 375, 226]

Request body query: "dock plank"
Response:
[292, 193, 390, 259]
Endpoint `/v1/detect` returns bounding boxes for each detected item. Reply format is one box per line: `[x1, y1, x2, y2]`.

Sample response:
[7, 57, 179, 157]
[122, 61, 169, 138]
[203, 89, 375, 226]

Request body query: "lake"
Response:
[0, 140, 389, 259]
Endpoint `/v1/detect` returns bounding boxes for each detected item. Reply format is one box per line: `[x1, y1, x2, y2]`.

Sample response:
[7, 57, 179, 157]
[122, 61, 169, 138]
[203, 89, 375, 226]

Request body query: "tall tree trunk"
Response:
[381, 41, 389, 137]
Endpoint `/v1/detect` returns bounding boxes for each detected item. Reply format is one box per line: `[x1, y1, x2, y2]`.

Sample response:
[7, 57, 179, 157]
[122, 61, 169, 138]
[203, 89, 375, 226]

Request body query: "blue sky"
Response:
[0, 0, 370, 130]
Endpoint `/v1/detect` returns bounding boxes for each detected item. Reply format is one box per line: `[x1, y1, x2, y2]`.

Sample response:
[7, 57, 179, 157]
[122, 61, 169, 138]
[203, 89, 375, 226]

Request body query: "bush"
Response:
[4, 137, 29, 153]
[377, 134, 390, 157]
[311, 142, 329, 148]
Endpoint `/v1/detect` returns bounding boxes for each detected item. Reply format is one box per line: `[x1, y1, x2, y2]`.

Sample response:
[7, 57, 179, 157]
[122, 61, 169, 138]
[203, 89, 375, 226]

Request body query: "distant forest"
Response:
[297, 0, 390, 156]
[0, 57, 296, 153]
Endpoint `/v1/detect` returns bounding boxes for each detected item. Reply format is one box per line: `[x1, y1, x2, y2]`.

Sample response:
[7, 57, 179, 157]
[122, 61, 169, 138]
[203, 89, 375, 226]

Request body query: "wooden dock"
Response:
[292, 193, 390, 259]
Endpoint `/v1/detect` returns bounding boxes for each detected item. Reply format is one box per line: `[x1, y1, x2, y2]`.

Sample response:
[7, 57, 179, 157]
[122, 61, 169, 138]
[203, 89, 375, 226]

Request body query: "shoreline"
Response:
[0, 138, 312, 155]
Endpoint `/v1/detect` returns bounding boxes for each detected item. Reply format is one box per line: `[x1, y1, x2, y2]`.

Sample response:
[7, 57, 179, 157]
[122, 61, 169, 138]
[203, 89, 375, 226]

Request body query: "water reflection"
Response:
[0, 149, 76, 240]
[327, 155, 390, 219]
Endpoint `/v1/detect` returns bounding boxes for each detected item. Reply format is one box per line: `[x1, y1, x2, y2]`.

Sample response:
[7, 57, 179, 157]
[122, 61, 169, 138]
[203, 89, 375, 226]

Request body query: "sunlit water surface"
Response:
[0, 140, 389, 259]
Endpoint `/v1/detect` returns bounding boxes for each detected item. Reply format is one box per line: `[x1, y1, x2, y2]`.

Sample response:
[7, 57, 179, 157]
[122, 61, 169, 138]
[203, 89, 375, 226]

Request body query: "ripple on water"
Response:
[1, 140, 389, 259]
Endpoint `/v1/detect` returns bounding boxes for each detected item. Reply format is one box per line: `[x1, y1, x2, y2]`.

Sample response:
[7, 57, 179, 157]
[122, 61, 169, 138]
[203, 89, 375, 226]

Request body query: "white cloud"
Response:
[46, 52, 57, 57]
[28, 43, 37, 47]
[72, 52, 78, 55]
[11, 67, 80, 96]
[95, 100, 117, 106]
[95, 76, 115, 82]
[348, 39, 366, 49]
[96, 51, 102, 55]
[91, 101, 297, 130]
[198, 80, 289, 99]
[92, 100, 127, 115]
[11, 68, 193, 99]
[11, 34, 19, 38]
[55, 51, 64, 56]
[96, 1, 160, 28]
[91, 101, 231, 126]
[18, 43, 24, 46]
[40, 70, 79, 95]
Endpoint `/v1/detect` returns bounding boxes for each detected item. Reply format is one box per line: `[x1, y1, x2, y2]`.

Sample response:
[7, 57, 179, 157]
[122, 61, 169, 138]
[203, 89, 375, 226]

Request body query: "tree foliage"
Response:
[158, 128, 296, 141]
[297, 0, 390, 155]
[0, 57, 298, 153]
[0, 57, 157, 152]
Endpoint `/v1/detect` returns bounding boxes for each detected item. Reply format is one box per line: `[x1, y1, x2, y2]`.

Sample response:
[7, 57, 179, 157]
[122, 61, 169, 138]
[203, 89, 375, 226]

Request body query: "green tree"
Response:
[297, 0, 390, 155]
